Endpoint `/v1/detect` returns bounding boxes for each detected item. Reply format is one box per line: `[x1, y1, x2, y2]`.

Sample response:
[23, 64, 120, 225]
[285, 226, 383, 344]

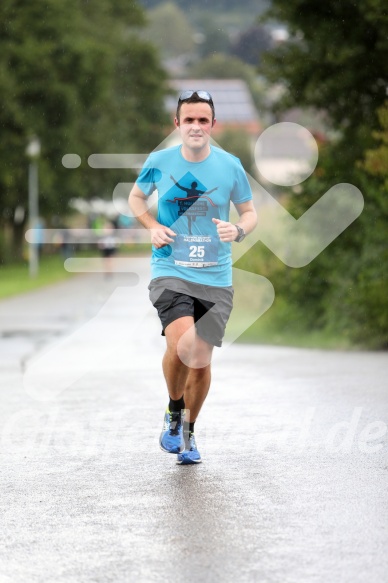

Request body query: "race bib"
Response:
[174, 234, 218, 268]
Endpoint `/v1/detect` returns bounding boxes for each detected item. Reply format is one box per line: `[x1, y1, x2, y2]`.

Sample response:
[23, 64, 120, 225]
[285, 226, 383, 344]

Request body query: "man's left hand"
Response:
[212, 218, 238, 242]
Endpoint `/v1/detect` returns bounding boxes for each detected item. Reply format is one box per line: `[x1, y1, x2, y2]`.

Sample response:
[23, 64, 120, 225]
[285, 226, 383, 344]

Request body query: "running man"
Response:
[129, 90, 257, 464]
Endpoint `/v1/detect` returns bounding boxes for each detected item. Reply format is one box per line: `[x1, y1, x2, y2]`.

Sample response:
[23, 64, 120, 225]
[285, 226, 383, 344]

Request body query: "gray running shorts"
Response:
[148, 277, 234, 347]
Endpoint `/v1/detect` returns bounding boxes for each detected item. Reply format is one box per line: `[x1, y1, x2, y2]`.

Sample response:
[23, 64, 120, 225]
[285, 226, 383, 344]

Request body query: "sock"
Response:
[183, 421, 195, 437]
[169, 395, 185, 413]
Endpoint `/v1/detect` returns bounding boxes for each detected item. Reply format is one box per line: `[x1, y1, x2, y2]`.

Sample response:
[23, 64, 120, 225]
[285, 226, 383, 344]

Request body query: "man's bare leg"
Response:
[162, 316, 193, 400]
[163, 317, 213, 422]
[159, 317, 194, 454]
[162, 316, 213, 463]
[182, 335, 213, 424]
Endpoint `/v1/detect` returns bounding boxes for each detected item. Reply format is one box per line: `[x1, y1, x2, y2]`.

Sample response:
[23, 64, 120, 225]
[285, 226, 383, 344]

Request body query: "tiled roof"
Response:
[166, 79, 259, 124]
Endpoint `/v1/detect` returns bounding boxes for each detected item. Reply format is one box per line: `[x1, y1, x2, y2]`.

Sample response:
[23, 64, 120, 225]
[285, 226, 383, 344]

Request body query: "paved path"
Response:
[0, 258, 387, 583]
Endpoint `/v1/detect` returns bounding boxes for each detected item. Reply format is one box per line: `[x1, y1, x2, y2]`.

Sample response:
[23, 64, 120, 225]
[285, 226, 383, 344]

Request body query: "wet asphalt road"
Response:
[0, 258, 387, 583]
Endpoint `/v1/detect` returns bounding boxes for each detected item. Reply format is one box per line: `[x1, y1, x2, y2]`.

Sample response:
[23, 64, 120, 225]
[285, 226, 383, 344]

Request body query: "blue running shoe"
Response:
[159, 408, 185, 454]
[176, 432, 202, 465]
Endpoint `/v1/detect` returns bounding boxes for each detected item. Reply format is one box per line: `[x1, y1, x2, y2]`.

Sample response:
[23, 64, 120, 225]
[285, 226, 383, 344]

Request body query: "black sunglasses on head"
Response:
[178, 90, 214, 104]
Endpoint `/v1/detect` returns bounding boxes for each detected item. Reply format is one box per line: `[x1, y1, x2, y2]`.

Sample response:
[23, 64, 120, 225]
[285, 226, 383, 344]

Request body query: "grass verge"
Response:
[0, 255, 76, 300]
[0, 245, 151, 301]
[227, 294, 355, 351]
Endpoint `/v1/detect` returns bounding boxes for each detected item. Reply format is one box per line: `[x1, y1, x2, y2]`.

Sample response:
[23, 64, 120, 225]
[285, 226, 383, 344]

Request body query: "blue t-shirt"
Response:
[136, 145, 252, 286]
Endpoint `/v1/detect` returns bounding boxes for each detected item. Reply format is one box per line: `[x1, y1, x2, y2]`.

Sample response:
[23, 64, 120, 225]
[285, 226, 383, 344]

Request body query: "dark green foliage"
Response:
[250, 0, 388, 348]
[248, 129, 388, 349]
[261, 0, 388, 134]
[0, 0, 169, 260]
[215, 128, 255, 176]
[231, 25, 272, 65]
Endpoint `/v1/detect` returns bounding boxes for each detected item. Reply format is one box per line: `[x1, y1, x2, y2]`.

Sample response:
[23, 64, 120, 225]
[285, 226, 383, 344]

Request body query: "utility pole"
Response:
[26, 136, 41, 278]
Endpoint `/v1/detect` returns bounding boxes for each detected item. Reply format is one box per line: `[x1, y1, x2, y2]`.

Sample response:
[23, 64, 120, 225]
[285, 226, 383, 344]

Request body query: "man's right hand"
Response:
[151, 226, 176, 249]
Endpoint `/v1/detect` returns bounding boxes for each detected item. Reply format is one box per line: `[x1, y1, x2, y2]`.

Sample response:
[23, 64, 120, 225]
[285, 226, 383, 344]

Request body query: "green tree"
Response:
[216, 128, 255, 176]
[142, 1, 195, 59]
[261, 0, 388, 139]
[0, 0, 169, 261]
[231, 25, 272, 66]
[253, 0, 388, 348]
[361, 101, 388, 191]
[351, 101, 388, 347]
[194, 17, 232, 59]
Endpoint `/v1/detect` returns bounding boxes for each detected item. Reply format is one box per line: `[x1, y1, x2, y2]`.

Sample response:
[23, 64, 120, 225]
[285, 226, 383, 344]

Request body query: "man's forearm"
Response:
[129, 189, 161, 230]
[135, 209, 161, 231]
[236, 210, 257, 234]
[128, 188, 176, 249]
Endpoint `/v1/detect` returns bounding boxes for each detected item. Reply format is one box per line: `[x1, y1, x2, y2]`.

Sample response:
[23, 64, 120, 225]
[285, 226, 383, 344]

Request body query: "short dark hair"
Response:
[175, 92, 215, 123]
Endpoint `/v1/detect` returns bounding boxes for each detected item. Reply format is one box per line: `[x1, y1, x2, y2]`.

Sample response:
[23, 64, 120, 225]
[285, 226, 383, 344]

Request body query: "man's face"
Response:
[175, 102, 215, 153]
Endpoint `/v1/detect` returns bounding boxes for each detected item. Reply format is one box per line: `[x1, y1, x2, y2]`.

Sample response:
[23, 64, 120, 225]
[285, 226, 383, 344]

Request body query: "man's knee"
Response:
[165, 317, 195, 364]
[165, 317, 214, 368]
[182, 337, 213, 369]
